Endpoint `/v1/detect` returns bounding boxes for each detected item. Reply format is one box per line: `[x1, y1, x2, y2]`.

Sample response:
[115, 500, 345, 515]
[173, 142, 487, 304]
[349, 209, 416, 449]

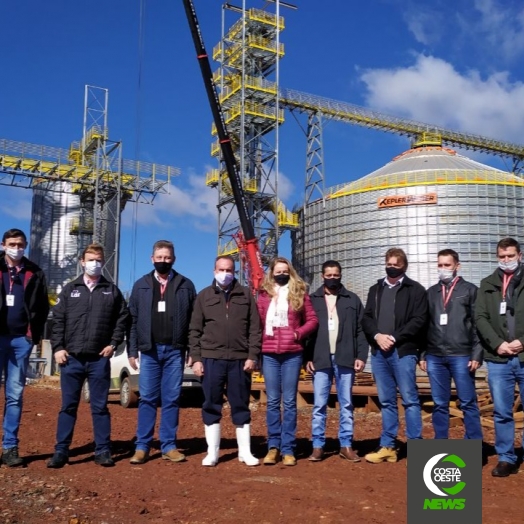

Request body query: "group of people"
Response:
[1, 228, 523, 480]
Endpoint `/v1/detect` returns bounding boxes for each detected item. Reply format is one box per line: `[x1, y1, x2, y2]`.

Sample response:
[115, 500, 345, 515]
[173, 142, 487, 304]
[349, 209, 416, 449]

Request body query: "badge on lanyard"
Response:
[439, 313, 448, 325]
[6, 294, 15, 307]
[328, 317, 335, 331]
[500, 302, 507, 315]
[158, 301, 166, 312]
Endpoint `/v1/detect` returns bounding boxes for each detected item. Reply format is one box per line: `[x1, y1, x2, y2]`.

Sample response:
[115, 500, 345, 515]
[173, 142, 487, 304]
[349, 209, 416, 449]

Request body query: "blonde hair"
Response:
[261, 257, 307, 311]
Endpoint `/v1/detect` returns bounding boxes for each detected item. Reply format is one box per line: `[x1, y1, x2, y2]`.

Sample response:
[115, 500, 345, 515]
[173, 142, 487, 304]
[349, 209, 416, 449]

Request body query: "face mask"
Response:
[274, 274, 290, 286]
[499, 260, 519, 274]
[215, 272, 234, 287]
[323, 278, 341, 291]
[5, 247, 24, 262]
[385, 267, 404, 279]
[438, 269, 456, 283]
[154, 261, 173, 275]
[84, 260, 103, 277]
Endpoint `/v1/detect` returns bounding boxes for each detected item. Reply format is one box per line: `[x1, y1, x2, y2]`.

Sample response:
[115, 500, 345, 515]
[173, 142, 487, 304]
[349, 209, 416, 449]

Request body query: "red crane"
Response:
[181, 0, 265, 292]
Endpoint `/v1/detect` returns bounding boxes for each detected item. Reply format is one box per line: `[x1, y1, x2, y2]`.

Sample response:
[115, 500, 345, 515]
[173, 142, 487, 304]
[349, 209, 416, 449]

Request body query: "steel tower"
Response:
[206, 2, 298, 278]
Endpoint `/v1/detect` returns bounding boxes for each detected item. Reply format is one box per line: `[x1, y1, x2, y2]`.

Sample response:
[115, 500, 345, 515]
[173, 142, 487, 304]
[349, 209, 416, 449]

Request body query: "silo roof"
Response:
[327, 146, 524, 199]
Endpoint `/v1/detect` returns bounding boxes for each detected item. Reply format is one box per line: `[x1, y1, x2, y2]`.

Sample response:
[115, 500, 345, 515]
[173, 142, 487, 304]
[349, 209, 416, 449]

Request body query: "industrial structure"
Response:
[0, 85, 179, 297]
[206, 3, 298, 277]
[202, 1, 524, 291]
[293, 137, 524, 299]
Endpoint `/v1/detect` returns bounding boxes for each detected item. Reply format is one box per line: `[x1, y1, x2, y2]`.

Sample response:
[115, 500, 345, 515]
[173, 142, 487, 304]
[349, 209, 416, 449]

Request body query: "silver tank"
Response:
[293, 145, 524, 300]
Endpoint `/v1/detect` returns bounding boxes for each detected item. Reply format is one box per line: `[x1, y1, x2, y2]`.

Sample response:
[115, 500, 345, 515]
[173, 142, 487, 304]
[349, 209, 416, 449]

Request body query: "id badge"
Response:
[328, 318, 335, 331]
[500, 301, 507, 315]
[439, 313, 448, 326]
[6, 294, 14, 307]
[158, 301, 166, 312]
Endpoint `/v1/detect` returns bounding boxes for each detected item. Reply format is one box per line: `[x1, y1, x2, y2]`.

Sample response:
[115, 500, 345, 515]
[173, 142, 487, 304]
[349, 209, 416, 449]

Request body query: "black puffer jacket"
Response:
[0, 253, 49, 344]
[51, 275, 129, 355]
[423, 277, 482, 362]
[128, 271, 196, 358]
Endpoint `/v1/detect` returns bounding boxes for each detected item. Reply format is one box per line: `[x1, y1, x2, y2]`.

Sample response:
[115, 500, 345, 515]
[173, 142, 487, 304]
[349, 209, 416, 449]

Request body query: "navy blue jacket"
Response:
[128, 270, 196, 358]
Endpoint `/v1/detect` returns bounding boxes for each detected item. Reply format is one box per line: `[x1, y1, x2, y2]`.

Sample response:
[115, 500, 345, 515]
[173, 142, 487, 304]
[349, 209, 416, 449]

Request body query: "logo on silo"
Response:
[378, 193, 437, 208]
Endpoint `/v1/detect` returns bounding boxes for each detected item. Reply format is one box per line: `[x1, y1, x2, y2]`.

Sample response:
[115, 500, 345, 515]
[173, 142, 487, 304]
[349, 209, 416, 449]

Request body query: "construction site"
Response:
[1, 1, 524, 523]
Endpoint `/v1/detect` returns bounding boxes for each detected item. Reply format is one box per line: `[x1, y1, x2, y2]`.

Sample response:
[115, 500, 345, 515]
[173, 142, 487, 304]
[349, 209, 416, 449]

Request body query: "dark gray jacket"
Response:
[128, 271, 196, 358]
[423, 277, 482, 362]
[189, 279, 261, 362]
[306, 285, 368, 370]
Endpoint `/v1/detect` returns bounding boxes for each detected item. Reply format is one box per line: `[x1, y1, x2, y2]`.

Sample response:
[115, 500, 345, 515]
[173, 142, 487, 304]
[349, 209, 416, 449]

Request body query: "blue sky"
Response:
[2, 0, 524, 293]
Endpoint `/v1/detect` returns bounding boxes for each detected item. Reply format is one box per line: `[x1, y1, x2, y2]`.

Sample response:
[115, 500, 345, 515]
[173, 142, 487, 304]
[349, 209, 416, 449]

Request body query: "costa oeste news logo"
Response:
[423, 453, 466, 510]
[407, 440, 481, 524]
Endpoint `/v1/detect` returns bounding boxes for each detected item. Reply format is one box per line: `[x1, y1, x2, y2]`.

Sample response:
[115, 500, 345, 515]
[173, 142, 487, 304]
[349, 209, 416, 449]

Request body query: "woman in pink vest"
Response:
[257, 257, 318, 466]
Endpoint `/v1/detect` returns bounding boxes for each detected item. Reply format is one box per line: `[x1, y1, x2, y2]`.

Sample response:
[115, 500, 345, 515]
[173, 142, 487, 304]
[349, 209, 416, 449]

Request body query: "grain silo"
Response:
[293, 143, 524, 300]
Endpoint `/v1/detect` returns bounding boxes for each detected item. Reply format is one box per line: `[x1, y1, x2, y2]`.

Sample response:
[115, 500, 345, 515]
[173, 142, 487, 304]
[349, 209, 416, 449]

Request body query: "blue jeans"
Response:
[0, 335, 33, 449]
[312, 355, 355, 448]
[263, 352, 302, 455]
[135, 345, 183, 454]
[55, 354, 111, 455]
[371, 350, 422, 447]
[487, 358, 524, 464]
[426, 354, 482, 440]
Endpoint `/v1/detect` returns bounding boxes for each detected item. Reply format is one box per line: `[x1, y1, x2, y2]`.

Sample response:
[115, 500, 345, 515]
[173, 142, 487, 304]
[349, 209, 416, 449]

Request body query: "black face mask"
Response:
[323, 278, 341, 291]
[274, 274, 290, 286]
[385, 266, 404, 279]
[154, 261, 173, 275]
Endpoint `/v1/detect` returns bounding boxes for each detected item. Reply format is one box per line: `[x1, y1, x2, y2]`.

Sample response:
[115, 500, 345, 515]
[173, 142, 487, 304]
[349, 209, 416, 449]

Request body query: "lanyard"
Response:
[7, 266, 23, 294]
[441, 277, 460, 310]
[502, 273, 514, 301]
[324, 294, 337, 319]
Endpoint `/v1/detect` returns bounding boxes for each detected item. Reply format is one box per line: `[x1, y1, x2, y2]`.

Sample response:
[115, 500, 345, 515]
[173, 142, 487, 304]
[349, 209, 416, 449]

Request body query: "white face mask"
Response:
[438, 269, 456, 283]
[499, 260, 519, 274]
[215, 272, 234, 287]
[84, 260, 103, 277]
[5, 247, 24, 262]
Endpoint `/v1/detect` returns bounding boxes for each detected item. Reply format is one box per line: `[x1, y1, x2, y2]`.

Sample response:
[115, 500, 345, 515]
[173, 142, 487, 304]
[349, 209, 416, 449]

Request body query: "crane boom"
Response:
[181, 0, 265, 291]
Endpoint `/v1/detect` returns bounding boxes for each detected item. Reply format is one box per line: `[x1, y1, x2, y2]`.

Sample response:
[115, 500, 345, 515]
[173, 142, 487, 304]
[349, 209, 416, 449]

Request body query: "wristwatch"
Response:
[110, 344, 117, 351]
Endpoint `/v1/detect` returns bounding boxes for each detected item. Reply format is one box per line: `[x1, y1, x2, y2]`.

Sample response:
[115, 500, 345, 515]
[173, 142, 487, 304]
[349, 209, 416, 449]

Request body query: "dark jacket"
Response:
[306, 285, 368, 370]
[0, 253, 49, 344]
[257, 290, 318, 355]
[128, 270, 196, 358]
[189, 279, 261, 362]
[362, 275, 428, 358]
[51, 275, 129, 355]
[476, 267, 524, 364]
[424, 277, 482, 362]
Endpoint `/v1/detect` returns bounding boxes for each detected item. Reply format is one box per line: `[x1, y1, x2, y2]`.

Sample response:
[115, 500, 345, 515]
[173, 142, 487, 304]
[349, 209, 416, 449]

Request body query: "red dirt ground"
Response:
[0, 382, 520, 523]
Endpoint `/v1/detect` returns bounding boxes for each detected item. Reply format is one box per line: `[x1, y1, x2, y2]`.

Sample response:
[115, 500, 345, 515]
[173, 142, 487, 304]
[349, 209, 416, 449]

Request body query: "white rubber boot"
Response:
[236, 424, 259, 466]
[202, 423, 221, 467]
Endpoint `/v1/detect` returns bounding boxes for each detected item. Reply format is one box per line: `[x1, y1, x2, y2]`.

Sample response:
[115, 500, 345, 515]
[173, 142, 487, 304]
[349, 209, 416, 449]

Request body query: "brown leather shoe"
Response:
[130, 450, 149, 465]
[308, 448, 324, 462]
[339, 447, 361, 462]
[162, 449, 186, 463]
